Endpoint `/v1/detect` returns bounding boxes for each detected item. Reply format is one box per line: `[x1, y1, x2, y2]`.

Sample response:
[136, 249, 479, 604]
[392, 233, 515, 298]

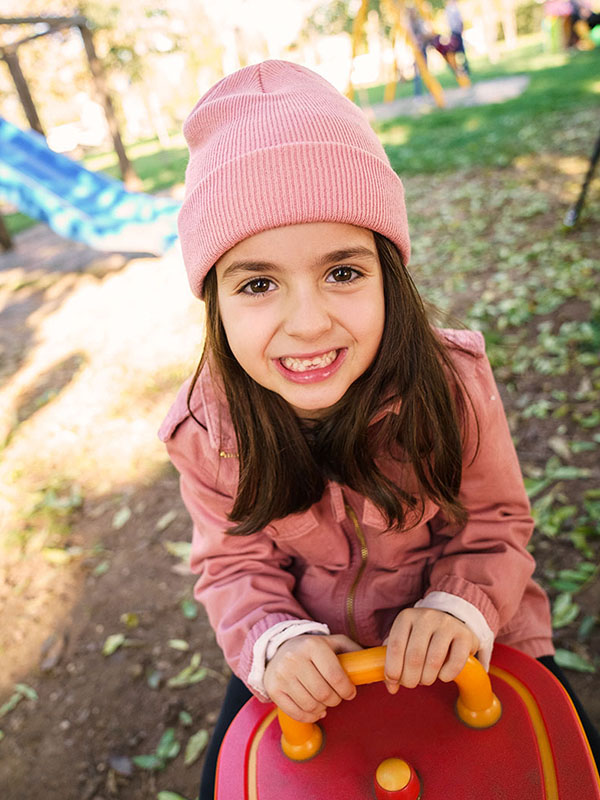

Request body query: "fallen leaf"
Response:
[180, 599, 198, 620]
[171, 562, 193, 576]
[155, 510, 178, 532]
[163, 541, 192, 561]
[179, 710, 193, 727]
[168, 639, 189, 651]
[548, 436, 571, 461]
[120, 612, 140, 628]
[14, 684, 37, 701]
[112, 506, 132, 530]
[147, 669, 163, 690]
[132, 753, 165, 771]
[92, 560, 110, 577]
[0, 694, 22, 719]
[156, 728, 180, 761]
[167, 654, 207, 688]
[42, 547, 83, 565]
[554, 649, 596, 673]
[551, 593, 580, 629]
[184, 729, 209, 766]
[102, 633, 126, 656]
[578, 615, 597, 642]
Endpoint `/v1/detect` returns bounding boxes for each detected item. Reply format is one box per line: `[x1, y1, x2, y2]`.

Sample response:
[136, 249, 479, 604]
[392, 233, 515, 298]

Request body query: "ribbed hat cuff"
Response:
[178, 141, 410, 298]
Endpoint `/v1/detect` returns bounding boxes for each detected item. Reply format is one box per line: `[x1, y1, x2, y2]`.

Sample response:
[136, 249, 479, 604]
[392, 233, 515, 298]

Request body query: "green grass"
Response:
[3, 37, 599, 237]
[82, 133, 188, 193]
[2, 211, 35, 237]
[374, 45, 600, 175]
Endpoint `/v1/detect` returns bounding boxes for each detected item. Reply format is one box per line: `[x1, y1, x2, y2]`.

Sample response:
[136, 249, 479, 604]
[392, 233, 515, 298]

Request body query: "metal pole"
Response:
[564, 130, 600, 228]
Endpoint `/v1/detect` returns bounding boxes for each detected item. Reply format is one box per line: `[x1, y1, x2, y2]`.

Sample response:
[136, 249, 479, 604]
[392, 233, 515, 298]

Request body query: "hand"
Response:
[384, 608, 479, 694]
[264, 633, 360, 723]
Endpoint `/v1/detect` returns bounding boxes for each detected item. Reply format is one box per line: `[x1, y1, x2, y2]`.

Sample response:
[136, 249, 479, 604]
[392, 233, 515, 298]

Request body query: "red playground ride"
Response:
[216, 643, 600, 799]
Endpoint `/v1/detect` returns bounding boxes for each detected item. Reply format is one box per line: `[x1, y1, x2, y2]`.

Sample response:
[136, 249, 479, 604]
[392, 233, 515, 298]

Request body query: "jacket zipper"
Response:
[345, 503, 368, 643]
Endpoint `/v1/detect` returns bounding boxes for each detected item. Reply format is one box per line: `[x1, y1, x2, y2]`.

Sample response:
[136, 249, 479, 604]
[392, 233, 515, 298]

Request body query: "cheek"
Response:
[219, 304, 272, 372]
[356, 295, 385, 355]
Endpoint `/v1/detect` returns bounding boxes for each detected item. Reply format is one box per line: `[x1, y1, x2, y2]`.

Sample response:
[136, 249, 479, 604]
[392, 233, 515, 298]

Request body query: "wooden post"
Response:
[77, 22, 141, 190]
[347, 0, 370, 100]
[0, 214, 14, 252]
[2, 48, 45, 135]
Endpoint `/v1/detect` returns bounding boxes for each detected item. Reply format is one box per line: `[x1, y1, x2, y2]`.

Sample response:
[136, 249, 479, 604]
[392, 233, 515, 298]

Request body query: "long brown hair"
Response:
[188, 233, 476, 535]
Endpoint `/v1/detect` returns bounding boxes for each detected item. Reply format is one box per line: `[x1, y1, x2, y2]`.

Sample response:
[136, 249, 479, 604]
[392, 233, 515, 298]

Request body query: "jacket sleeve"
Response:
[423, 345, 537, 637]
[165, 415, 314, 685]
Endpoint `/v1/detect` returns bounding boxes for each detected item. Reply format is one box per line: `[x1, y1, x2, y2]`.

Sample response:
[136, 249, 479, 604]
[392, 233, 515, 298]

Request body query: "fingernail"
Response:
[387, 683, 399, 695]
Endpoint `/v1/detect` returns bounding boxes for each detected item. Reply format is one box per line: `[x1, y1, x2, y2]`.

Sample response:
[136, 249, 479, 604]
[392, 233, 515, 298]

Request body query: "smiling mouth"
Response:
[280, 349, 338, 373]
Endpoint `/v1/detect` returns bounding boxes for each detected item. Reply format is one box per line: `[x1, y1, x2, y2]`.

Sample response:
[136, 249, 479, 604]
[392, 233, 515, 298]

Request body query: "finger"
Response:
[384, 614, 412, 693]
[438, 637, 473, 683]
[272, 688, 327, 724]
[311, 651, 356, 702]
[420, 632, 454, 685]
[399, 629, 432, 689]
[297, 674, 346, 709]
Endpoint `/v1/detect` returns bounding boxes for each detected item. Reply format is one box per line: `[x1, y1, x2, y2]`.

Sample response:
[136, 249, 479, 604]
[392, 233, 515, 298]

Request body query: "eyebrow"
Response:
[220, 246, 378, 281]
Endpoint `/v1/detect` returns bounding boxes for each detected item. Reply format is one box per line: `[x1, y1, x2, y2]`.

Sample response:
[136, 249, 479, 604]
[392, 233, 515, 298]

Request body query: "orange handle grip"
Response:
[277, 646, 501, 761]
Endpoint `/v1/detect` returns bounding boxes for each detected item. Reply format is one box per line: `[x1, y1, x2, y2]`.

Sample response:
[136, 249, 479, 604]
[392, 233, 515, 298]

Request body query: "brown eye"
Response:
[242, 278, 274, 294]
[328, 266, 359, 283]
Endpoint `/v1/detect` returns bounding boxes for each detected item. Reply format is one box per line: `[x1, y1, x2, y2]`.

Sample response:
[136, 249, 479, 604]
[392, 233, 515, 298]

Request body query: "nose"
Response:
[282, 286, 332, 340]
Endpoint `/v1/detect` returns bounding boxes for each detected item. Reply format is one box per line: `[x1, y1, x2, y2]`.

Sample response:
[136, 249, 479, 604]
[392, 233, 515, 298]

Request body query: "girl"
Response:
[159, 60, 598, 797]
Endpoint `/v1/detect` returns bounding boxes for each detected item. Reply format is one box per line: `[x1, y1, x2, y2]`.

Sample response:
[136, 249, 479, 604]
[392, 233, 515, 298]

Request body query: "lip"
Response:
[274, 348, 347, 384]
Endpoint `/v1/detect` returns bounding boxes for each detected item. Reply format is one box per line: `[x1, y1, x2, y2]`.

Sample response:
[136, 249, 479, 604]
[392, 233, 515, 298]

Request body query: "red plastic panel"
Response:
[216, 644, 600, 800]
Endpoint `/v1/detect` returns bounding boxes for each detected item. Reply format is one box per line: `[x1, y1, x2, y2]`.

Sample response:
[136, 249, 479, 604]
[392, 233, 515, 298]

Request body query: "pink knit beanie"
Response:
[178, 60, 410, 298]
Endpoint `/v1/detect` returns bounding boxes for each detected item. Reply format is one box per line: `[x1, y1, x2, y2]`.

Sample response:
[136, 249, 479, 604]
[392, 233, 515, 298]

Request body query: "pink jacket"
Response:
[159, 329, 553, 691]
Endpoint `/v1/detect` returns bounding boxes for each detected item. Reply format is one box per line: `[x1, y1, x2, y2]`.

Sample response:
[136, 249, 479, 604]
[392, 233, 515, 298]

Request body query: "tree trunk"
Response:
[3, 49, 45, 135]
[0, 214, 14, 252]
[500, 0, 518, 49]
[78, 24, 141, 190]
[480, 0, 500, 63]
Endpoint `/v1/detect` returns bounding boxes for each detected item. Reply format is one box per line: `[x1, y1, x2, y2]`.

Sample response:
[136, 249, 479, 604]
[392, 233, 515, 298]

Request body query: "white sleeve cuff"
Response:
[247, 620, 331, 699]
[414, 591, 495, 670]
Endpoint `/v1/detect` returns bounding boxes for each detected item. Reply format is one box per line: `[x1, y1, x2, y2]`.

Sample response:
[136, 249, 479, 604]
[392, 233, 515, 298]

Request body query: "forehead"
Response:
[215, 222, 377, 275]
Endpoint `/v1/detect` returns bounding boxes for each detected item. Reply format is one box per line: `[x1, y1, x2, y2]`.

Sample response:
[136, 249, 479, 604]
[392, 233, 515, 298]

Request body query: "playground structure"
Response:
[544, 0, 600, 50]
[349, 0, 471, 108]
[0, 116, 179, 256]
[216, 644, 600, 799]
[0, 15, 181, 257]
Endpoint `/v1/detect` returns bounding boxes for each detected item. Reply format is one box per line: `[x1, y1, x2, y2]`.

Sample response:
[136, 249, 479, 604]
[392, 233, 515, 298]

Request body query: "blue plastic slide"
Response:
[0, 116, 180, 254]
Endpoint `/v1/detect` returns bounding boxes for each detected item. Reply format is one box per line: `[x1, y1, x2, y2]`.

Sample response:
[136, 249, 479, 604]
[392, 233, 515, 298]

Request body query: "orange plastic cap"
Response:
[374, 758, 421, 800]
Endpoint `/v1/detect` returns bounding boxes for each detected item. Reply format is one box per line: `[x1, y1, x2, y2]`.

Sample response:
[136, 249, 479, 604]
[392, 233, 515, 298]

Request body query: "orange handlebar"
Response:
[277, 646, 502, 761]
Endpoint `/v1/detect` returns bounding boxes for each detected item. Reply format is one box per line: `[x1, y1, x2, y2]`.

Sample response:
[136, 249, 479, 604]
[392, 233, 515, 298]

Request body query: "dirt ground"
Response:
[0, 160, 598, 800]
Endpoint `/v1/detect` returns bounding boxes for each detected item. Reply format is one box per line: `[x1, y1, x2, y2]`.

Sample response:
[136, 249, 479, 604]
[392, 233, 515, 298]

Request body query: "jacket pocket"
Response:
[268, 509, 351, 570]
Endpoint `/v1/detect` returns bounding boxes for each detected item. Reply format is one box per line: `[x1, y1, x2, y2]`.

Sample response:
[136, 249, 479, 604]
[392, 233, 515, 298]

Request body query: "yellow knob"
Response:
[376, 758, 412, 790]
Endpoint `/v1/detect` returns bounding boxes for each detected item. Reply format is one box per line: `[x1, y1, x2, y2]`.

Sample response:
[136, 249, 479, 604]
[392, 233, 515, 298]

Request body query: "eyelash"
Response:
[239, 266, 363, 295]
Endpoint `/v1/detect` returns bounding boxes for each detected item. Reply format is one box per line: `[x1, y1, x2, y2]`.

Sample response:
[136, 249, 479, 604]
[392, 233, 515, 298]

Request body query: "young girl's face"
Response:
[215, 222, 385, 419]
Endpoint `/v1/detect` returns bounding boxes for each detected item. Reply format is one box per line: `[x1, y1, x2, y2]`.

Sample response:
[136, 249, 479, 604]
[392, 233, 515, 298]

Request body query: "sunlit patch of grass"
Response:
[1, 210, 36, 237]
[82, 133, 188, 193]
[378, 47, 600, 175]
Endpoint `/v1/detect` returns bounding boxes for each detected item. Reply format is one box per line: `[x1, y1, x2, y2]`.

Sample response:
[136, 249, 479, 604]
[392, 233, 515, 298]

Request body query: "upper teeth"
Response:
[281, 350, 337, 372]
